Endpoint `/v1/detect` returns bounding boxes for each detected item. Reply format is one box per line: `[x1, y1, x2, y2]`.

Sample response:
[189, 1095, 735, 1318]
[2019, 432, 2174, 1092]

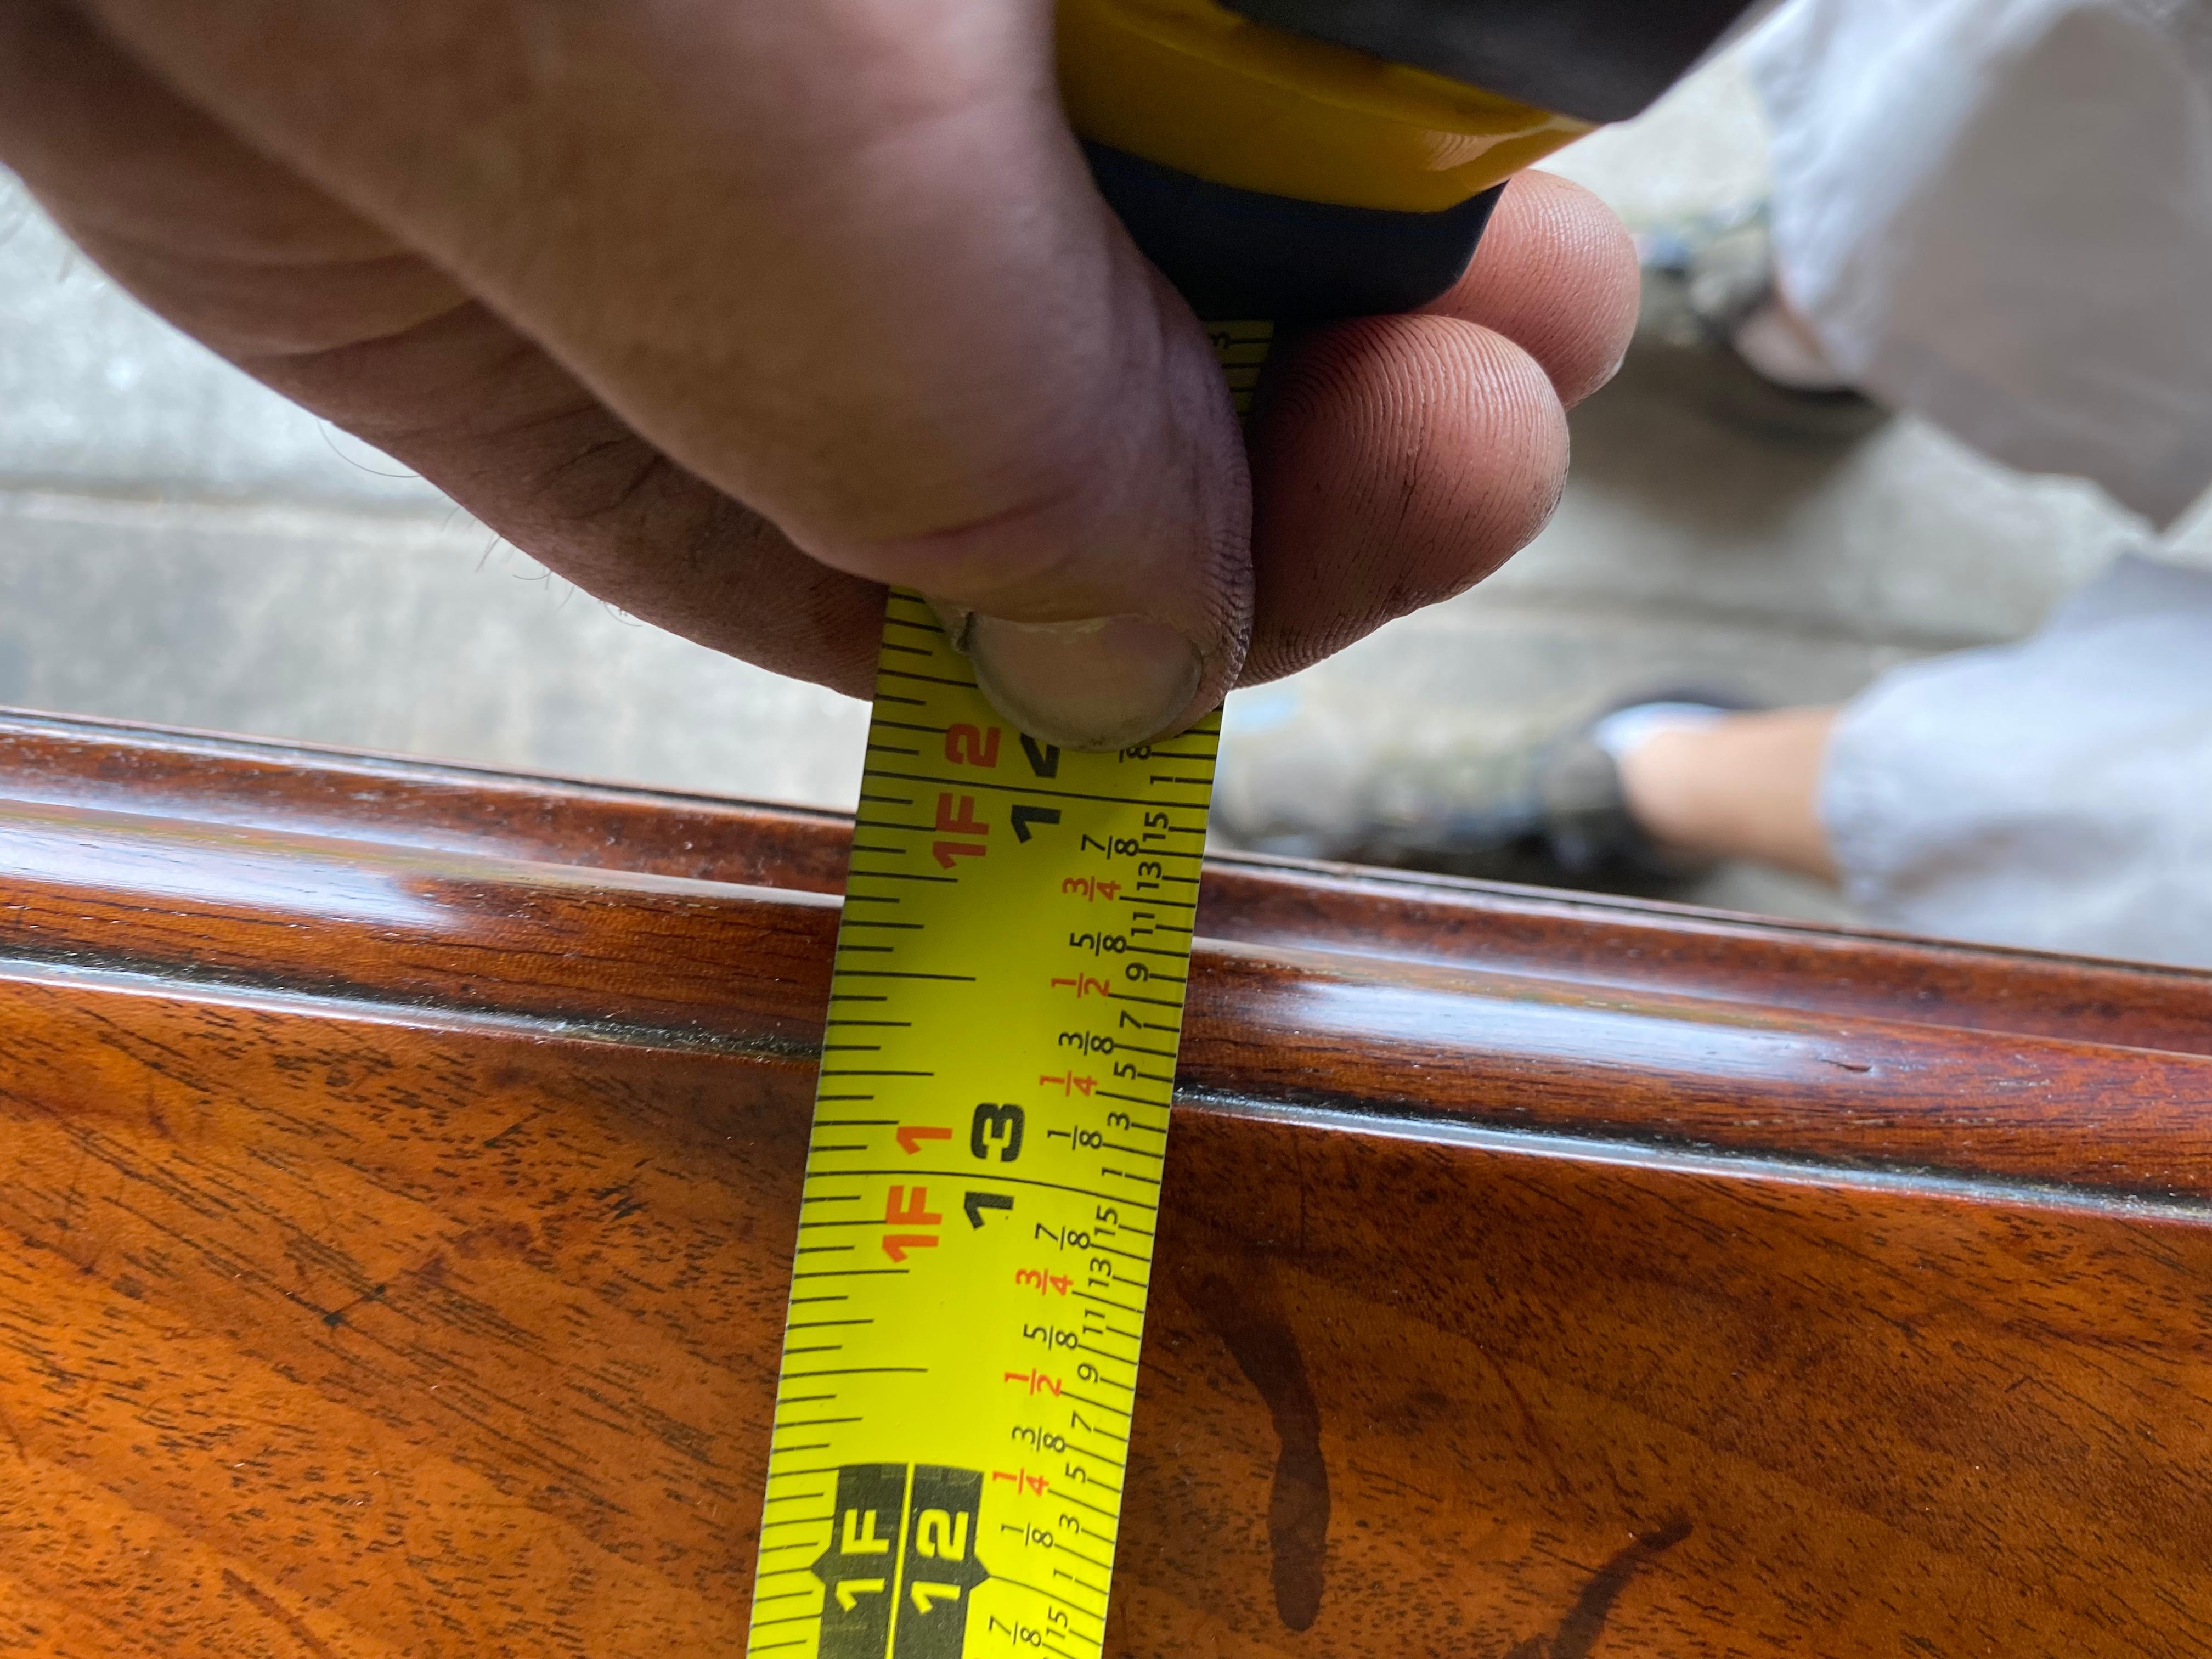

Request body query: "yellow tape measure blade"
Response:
[749, 589, 1220, 1659]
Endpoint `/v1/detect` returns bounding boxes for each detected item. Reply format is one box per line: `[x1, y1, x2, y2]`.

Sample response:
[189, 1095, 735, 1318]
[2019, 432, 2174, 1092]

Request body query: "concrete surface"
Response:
[0, 490, 871, 804]
[0, 49, 2184, 932]
[0, 179, 871, 805]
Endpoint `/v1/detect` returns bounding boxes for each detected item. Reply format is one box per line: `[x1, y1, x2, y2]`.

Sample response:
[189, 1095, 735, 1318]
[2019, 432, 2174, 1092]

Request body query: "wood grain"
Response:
[0, 707, 2208, 1657]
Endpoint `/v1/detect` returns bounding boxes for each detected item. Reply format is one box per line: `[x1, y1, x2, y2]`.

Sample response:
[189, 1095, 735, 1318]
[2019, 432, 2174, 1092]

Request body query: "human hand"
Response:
[0, 0, 1636, 748]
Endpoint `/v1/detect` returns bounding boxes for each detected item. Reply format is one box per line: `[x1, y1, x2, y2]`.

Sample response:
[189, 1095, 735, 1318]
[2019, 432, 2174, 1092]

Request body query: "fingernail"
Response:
[955, 612, 1202, 751]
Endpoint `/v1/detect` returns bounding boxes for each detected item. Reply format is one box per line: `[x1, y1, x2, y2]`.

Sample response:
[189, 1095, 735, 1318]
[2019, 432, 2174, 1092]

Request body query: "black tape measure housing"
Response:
[1084, 142, 1504, 324]
[1216, 0, 1760, 123]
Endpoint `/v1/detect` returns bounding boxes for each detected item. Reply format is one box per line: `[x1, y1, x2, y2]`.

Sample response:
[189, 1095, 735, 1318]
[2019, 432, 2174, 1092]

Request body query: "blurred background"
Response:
[0, 42, 2198, 927]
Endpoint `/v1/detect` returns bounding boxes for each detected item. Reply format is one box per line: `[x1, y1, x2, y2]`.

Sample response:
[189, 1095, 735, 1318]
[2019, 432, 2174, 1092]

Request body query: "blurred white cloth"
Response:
[1753, 0, 2212, 966]
[1750, 0, 2212, 529]
[1824, 554, 2212, 966]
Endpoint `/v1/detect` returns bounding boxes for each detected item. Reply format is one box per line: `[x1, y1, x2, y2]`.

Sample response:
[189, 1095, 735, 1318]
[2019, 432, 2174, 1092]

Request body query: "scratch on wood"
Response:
[1508, 1518, 1694, 1659]
[221, 1568, 341, 1658]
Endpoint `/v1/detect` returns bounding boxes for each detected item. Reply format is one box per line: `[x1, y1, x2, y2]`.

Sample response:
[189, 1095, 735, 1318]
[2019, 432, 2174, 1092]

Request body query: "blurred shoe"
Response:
[1632, 203, 1889, 444]
[1214, 685, 1754, 897]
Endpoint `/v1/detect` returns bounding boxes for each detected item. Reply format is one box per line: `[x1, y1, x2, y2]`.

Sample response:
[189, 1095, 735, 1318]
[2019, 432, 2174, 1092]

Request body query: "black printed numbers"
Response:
[970, 1102, 1025, 1163]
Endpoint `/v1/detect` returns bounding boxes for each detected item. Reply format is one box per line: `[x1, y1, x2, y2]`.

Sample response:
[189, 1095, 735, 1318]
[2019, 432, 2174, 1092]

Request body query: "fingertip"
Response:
[1240, 313, 1568, 684]
[1426, 169, 1639, 409]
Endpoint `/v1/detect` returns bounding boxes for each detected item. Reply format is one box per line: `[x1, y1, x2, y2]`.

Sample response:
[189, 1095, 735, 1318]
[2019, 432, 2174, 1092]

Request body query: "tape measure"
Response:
[748, 526, 1237, 1657]
[740, 0, 1739, 1640]
[746, 10, 1599, 1633]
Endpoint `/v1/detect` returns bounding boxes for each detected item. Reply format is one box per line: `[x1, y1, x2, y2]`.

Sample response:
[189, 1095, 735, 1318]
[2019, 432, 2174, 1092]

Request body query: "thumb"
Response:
[81, 0, 1252, 747]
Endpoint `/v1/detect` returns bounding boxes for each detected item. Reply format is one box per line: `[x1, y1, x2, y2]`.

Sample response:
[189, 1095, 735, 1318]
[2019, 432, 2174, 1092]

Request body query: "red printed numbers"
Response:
[883, 1184, 944, 1261]
[932, 792, 989, 868]
[944, 724, 1002, 768]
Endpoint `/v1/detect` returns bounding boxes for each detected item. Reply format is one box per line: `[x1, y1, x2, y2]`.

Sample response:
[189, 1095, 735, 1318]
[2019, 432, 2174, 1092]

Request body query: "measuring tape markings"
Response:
[751, 326, 1268, 1659]
[751, 589, 1222, 1659]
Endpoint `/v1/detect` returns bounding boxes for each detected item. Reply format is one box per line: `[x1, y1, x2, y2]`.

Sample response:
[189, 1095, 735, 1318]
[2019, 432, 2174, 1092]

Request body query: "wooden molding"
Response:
[1, 708, 2208, 1656]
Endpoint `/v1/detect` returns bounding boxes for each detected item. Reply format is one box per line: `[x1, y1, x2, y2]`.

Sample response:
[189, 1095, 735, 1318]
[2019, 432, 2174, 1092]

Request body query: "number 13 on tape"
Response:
[746, 588, 1221, 1659]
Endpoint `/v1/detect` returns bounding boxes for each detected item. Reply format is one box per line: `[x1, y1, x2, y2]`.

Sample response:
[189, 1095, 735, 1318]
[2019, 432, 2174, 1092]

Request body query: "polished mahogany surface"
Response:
[1, 708, 2208, 1657]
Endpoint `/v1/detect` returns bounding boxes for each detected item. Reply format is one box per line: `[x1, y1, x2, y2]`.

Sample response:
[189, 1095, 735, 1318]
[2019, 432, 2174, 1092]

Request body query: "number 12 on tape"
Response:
[747, 588, 1220, 1659]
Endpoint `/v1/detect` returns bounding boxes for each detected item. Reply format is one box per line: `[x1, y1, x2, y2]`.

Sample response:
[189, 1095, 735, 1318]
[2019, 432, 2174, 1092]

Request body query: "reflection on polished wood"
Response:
[1, 708, 2209, 1657]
